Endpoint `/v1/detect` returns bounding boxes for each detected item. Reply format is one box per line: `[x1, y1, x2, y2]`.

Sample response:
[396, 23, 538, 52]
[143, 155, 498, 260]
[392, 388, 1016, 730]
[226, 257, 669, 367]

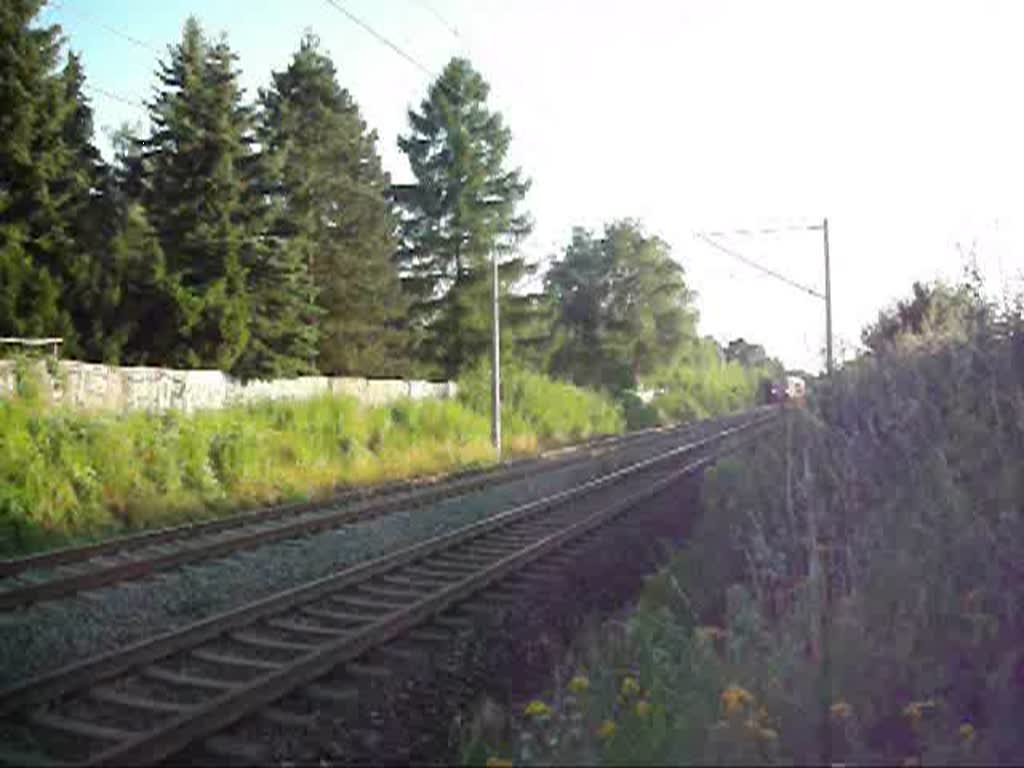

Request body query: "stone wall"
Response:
[0, 359, 456, 414]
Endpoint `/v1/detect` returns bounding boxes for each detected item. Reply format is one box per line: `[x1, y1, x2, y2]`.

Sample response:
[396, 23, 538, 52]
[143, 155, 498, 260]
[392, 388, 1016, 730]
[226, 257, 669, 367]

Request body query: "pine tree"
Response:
[142, 17, 252, 370]
[258, 33, 405, 377]
[0, 2, 107, 350]
[56, 53, 118, 359]
[397, 57, 533, 379]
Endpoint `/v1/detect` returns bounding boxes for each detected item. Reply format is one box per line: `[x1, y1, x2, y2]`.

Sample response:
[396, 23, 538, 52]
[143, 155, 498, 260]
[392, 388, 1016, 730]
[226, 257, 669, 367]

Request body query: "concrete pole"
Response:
[491, 249, 502, 460]
[824, 217, 833, 375]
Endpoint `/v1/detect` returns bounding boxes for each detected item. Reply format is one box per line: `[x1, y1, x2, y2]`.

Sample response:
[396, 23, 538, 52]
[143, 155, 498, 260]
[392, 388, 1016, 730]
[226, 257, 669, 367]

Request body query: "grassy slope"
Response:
[0, 366, 624, 556]
[478, 320, 1024, 766]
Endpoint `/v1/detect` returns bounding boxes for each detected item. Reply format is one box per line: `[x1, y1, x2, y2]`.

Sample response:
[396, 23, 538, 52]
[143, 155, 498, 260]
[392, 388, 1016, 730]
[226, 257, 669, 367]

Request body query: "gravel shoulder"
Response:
[0, 439, 669, 688]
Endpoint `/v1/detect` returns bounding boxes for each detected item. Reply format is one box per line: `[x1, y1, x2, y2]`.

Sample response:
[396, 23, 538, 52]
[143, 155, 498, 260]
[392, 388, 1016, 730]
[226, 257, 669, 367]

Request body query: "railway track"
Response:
[0, 414, 743, 612]
[0, 408, 777, 766]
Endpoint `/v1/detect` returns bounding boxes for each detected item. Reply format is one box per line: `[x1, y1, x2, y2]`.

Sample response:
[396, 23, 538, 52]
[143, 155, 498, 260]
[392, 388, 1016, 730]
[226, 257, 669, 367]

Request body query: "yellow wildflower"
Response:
[621, 676, 641, 697]
[959, 722, 976, 742]
[830, 700, 852, 720]
[695, 625, 727, 644]
[635, 700, 652, 718]
[597, 719, 617, 740]
[721, 684, 755, 716]
[486, 758, 513, 768]
[523, 700, 552, 718]
[902, 699, 935, 725]
[568, 674, 590, 694]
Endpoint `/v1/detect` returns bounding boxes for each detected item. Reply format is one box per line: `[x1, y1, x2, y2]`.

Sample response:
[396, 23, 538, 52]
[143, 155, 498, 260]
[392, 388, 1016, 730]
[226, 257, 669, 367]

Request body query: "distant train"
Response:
[759, 375, 807, 405]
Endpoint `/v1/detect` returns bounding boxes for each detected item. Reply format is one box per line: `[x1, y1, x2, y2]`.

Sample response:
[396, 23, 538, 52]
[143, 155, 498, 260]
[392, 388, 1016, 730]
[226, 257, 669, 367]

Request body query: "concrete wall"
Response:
[0, 359, 456, 414]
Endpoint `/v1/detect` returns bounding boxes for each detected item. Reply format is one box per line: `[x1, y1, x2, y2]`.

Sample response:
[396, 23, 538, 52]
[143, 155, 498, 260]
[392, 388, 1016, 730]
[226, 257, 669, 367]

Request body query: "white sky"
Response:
[44, 0, 1024, 373]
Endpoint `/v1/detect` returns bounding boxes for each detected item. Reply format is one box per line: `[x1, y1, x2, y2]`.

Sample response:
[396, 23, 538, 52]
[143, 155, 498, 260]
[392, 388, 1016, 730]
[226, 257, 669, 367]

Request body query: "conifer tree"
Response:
[397, 57, 533, 378]
[259, 33, 405, 376]
[142, 17, 252, 370]
[0, 1, 107, 351]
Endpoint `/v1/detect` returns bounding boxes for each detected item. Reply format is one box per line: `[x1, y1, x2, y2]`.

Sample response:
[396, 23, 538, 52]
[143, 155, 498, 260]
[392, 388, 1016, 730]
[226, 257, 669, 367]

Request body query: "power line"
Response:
[704, 223, 824, 238]
[48, 0, 162, 54]
[693, 231, 825, 300]
[408, 0, 461, 40]
[83, 82, 146, 110]
[322, 0, 437, 80]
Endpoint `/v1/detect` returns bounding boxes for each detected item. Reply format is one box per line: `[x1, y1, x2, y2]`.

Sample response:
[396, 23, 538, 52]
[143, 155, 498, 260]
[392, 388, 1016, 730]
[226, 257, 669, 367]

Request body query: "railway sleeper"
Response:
[327, 593, 404, 613]
[229, 630, 319, 654]
[356, 582, 431, 602]
[375, 641, 435, 666]
[298, 604, 375, 627]
[460, 542, 518, 559]
[88, 684, 193, 716]
[303, 681, 360, 711]
[399, 564, 472, 582]
[28, 709, 136, 753]
[189, 647, 284, 673]
[60, 691, 182, 733]
[376, 572, 452, 591]
[200, 733, 272, 766]
[345, 660, 393, 682]
[265, 617, 352, 639]
[140, 664, 242, 693]
[259, 704, 321, 730]
[407, 625, 453, 644]
[0, 743, 64, 768]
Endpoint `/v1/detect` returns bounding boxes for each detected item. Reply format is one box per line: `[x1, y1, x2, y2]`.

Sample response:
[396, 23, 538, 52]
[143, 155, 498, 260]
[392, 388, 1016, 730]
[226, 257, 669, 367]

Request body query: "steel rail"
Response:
[0, 411, 778, 766]
[0, 414, 733, 611]
[0, 423, 666, 579]
[0, 410, 774, 719]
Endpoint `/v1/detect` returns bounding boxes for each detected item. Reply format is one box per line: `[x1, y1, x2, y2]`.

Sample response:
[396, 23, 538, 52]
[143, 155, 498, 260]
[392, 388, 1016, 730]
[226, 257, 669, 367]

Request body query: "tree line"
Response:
[2, 3, 781, 400]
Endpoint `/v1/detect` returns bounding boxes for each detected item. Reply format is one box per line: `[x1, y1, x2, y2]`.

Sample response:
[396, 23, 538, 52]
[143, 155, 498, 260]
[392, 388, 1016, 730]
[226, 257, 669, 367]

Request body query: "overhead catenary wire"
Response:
[704, 223, 823, 238]
[83, 82, 147, 110]
[323, 0, 435, 80]
[408, 0, 462, 40]
[322, 0, 465, 103]
[693, 231, 825, 300]
[46, 0, 162, 54]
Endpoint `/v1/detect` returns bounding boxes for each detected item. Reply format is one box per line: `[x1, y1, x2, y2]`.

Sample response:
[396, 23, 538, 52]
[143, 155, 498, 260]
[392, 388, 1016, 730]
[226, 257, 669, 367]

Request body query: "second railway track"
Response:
[0, 413, 759, 612]
[0, 408, 777, 766]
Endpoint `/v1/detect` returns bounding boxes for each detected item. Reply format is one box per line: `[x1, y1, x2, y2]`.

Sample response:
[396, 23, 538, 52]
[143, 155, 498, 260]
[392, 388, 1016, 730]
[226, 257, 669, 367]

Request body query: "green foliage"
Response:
[546, 221, 698, 393]
[861, 277, 989, 354]
[397, 57, 534, 378]
[0, 1, 108, 351]
[140, 17, 254, 370]
[0, 369, 623, 555]
[254, 33, 404, 378]
[645, 337, 771, 423]
[458, 359, 624, 447]
[516, 286, 1024, 766]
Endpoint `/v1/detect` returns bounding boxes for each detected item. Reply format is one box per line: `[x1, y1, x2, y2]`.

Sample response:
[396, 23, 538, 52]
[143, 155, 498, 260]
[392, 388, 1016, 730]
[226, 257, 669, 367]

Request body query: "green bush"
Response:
[0, 370, 625, 555]
[458, 360, 625, 446]
[489, 308, 1024, 766]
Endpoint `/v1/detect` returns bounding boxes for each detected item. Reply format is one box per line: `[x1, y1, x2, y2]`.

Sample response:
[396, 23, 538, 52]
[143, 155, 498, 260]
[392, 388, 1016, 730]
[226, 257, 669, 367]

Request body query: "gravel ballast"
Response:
[0, 437, 682, 687]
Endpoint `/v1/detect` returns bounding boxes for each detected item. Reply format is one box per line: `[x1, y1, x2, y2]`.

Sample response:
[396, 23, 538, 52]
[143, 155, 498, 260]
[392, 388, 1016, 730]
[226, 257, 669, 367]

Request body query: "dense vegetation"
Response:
[475, 277, 1024, 766]
[1, 3, 779, 404]
[0, 3, 779, 552]
[0, 361, 622, 555]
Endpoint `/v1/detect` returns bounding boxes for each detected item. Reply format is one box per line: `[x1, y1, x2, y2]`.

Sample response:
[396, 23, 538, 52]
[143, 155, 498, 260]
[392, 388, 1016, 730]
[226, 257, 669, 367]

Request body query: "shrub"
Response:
[0, 370, 625, 555]
[493, 308, 1024, 766]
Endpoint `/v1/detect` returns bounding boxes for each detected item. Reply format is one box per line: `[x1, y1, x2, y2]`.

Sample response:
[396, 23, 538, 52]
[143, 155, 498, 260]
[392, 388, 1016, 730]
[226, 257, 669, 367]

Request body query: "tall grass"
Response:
[458, 360, 624, 446]
[479, 311, 1024, 766]
[0, 365, 624, 555]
